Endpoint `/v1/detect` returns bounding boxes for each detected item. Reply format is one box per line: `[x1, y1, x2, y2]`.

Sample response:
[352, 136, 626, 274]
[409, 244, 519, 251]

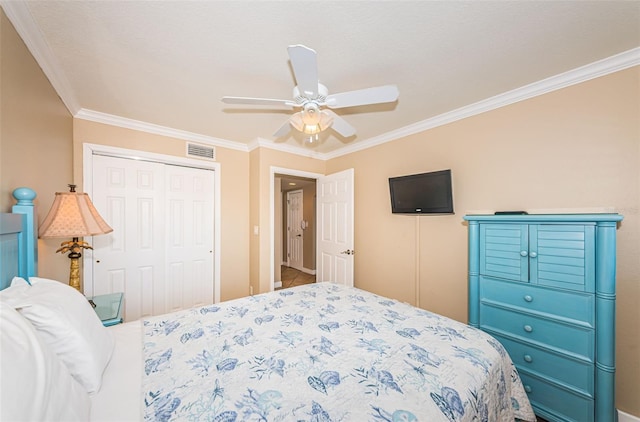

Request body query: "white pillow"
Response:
[0, 277, 115, 394]
[0, 301, 91, 420]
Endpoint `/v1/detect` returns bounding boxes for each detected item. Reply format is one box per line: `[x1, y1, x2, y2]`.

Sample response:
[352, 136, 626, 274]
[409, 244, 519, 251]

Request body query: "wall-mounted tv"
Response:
[389, 169, 454, 214]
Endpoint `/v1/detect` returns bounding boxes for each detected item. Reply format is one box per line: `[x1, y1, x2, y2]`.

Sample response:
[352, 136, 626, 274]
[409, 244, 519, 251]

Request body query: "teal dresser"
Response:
[463, 214, 622, 422]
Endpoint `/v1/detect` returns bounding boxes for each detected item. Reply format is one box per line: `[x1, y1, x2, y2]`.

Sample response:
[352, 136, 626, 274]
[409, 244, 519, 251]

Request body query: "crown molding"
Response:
[324, 47, 640, 160]
[75, 109, 248, 152]
[248, 137, 326, 159]
[1, 0, 80, 114]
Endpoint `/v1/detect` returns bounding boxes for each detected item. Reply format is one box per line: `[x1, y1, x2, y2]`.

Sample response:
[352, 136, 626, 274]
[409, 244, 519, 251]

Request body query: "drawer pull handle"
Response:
[529, 251, 538, 258]
[523, 325, 533, 333]
[524, 385, 532, 393]
[523, 295, 533, 302]
[524, 354, 533, 363]
[520, 250, 528, 257]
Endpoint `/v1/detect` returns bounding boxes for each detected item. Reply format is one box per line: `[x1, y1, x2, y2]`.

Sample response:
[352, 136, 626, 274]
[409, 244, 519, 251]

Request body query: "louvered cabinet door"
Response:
[531, 224, 595, 292]
[479, 223, 529, 282]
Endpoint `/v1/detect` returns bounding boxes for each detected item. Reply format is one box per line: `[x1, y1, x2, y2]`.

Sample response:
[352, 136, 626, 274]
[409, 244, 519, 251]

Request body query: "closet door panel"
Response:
[91, 155, 166, 320]
[165, 165, 215, 311]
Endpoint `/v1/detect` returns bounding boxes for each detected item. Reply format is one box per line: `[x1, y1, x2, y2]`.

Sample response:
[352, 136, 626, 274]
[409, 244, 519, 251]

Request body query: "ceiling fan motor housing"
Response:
[293, 83, 328, 103]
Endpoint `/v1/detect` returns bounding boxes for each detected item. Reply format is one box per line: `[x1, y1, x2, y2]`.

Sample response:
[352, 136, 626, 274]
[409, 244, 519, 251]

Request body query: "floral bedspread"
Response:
[142, 283, 535, 422]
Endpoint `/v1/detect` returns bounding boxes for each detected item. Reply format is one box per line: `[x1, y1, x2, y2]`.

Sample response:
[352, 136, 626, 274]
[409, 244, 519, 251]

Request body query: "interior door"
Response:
[317, 168, 354, 286]
[90, 155, 215, 320]
[287, 189, 304, 271]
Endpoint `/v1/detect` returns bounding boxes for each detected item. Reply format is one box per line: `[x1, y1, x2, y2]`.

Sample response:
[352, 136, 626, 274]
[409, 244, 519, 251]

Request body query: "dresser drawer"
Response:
[480, 305, 594, 360]
[519, 372, 594, 422]
[480, 277, 594, 326]
[492, 333, 594, 395]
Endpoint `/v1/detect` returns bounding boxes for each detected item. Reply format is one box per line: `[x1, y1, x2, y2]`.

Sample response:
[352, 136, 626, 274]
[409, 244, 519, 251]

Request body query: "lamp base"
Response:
[56, 236, 92, 292]
[68, 252, 81, 291]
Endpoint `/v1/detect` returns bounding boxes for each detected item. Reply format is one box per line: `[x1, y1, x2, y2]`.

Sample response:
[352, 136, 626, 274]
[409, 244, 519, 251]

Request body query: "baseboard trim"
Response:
[619, 409, 640, 422]
[274, 281, 283, 289]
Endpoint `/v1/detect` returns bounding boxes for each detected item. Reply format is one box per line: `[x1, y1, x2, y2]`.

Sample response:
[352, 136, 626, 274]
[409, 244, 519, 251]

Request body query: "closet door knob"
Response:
[520, 250, 528, 257]
[529, 251, 538, 258]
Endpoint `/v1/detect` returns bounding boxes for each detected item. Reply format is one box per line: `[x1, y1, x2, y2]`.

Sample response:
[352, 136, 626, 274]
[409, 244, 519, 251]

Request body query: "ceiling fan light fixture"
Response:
[304, 111, 333, 135]
[289, 113, 305, 133]
[303, 124, 322, 135]
[305, 133, 320, 145]
[290, 110, 333, 135]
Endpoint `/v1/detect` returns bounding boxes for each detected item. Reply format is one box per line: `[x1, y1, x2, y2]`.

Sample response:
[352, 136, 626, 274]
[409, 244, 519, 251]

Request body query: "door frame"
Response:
[82, 143, 221, 303]
[270, 166, 323, 292]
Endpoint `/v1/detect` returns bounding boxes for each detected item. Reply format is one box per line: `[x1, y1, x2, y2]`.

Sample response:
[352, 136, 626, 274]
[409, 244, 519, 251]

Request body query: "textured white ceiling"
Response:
[4, 1, 640, 155]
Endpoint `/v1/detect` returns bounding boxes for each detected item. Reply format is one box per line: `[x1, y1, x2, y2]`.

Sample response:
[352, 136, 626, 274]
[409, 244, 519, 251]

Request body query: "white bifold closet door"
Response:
[91, 154, 215, 321]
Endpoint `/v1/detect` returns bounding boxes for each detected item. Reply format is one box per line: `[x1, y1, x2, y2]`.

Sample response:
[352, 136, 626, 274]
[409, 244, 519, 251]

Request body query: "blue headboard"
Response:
[0, 188, 37, 290]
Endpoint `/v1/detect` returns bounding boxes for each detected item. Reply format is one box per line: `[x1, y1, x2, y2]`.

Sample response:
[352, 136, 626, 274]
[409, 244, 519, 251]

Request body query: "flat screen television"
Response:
[389, 169, 454, 214]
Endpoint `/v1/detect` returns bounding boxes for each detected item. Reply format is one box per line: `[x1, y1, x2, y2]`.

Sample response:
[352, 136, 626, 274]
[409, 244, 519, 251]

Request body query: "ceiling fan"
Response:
[222, 45, 399, 140]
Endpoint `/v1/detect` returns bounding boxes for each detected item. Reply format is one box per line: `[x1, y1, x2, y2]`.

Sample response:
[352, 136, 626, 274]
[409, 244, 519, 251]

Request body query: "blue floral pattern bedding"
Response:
[142, 283, 535, 421]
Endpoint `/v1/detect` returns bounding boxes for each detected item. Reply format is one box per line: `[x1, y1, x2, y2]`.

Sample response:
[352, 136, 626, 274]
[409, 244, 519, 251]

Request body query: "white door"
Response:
[90, 155, 215, 320]
[91, 155, 165, 320]
[287, 189, 304, 271]
[317, 168, 354, 286]
[164, 164, 215, 313]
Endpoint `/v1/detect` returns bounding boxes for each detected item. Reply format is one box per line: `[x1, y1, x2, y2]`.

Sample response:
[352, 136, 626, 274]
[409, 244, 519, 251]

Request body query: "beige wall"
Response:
[327, 67, 640, 415]
[72, 119, 251, 301]
[0, 10, 72, 281]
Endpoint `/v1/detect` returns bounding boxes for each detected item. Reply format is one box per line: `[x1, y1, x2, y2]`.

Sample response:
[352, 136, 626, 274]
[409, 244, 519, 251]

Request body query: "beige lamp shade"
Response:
[39, 192, 113, 238]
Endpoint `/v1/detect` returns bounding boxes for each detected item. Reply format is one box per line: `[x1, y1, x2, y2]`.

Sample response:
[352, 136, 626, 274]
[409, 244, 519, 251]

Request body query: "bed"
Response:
[0, 188, 536, 422]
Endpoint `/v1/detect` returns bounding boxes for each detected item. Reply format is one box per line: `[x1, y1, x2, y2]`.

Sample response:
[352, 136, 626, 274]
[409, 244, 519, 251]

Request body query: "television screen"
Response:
[389, 169, 454, 214]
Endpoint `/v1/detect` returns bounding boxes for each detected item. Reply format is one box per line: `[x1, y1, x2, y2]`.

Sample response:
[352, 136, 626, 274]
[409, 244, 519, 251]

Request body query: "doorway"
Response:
[275, 173, 317, 289]
[270, 167, 355, 291]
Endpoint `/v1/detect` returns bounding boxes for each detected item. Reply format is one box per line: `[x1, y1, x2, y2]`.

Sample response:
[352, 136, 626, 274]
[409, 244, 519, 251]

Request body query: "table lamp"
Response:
[39, 184, 113, 292]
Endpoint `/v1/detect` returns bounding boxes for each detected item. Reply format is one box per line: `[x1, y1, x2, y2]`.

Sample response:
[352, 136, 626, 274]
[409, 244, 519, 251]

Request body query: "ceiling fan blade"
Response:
[288, 45, 319, 99]
[222, 96, 296, 108]
[325, 85, 399, 109]
[323, 110, 356, 137]
[273, 118, 292, 138]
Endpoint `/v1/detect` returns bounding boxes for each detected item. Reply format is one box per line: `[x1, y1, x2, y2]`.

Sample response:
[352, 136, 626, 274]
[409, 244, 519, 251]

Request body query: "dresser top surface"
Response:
[463, 213, 623, 223]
